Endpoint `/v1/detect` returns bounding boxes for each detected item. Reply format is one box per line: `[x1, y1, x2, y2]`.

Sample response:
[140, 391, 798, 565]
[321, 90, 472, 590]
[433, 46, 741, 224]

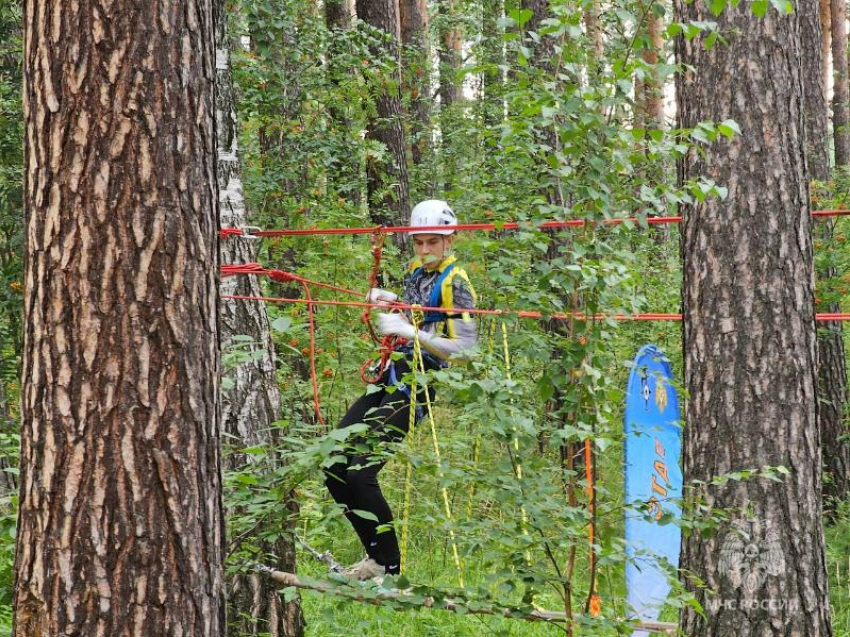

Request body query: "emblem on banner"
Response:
[655, 376, 668, 414]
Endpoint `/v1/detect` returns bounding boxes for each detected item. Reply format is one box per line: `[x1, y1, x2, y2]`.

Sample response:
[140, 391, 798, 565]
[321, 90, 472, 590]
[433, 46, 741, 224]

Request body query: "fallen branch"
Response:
[256, 566, 677, 634]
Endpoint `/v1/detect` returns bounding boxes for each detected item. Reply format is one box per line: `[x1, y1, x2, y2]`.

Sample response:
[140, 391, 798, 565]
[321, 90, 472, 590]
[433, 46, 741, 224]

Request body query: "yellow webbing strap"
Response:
[502, 324, 531, 565]
[399, 343, 418, 574]
[400, 309, 463, 586]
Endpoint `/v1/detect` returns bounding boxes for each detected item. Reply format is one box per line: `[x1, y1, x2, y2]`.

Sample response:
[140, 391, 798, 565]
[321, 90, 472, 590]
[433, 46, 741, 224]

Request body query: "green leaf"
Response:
[717, 119, 741, 138]
[709, 0, 727, 15]
[510, 8, 533, 27]
[770, 0, 793, 13]
[350, 509, 379, 522]
[271, 316, 292, 333]
[751, 0, 768, 17]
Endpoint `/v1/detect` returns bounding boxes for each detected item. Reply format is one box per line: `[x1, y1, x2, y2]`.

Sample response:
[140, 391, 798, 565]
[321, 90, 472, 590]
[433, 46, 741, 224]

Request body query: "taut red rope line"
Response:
[220, 210, 850, 239]
[221, 293, 850, 323]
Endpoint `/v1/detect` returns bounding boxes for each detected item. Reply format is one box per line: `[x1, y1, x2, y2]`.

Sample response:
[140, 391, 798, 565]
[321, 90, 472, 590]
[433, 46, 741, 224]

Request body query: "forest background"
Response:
[1, 0, 850, 635]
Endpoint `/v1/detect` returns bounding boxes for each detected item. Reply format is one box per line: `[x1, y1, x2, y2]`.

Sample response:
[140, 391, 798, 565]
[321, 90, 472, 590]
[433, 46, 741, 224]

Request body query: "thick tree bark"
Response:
[326, 0, 354, 29]
[400, 0, 431, 165]
[802, 0, 850, 508]
[215, 6, 305, 635]
[832, 0, 850, 166]
[677, 2, 833, 634]
[437, 0, 462, 108]
[356, 0, 411, 244]
[14, 1, 224, 634]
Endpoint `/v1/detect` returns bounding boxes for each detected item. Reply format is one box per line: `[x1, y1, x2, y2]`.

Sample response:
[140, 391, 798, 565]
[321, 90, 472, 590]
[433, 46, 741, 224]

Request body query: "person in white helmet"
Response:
[324, 199, 478, 581]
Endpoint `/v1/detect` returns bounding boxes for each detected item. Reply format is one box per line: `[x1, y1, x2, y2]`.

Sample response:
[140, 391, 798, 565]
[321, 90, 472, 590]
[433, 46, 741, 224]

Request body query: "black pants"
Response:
[324, 358, 433, 573]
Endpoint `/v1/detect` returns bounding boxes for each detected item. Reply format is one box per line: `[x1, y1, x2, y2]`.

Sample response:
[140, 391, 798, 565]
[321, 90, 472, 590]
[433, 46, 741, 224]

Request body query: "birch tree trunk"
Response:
[215, 5, 305, 635]
[356, 0, 411, 243]
[803, 0, 850, 509]
[676, 2, 833, 634]
[14, 1, 225, 634]
[400, 0, 431, 165]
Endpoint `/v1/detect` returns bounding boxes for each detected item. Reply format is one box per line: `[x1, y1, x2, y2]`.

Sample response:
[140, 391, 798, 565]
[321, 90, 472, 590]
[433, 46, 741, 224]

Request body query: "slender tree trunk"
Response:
[356, 0, 411, 244]
[805, 0, 850, 509]
[820, 0, 831, 99]
[14, 1, 225, 634]
[584, 0, 604, 63]
[634, 2, 664, 132]
[832, 0, 850, 165]
[326, 0, 354, 30]
[482, 0, 504, 127]
[215, 5, 305, 635]
[522, 0, 560, 205]
[325, 0, 362, 205]
[642, 5, 665, 129]
[438, 0, 462, 108]
[0, 383, 15, 495]
[676, 2, 833, 634]
[400, 0, 431, 165]
[523, 0, 554, 66]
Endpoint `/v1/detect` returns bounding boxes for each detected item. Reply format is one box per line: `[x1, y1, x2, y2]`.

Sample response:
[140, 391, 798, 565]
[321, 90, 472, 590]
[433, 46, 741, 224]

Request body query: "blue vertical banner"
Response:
[624, 345, 682, 635]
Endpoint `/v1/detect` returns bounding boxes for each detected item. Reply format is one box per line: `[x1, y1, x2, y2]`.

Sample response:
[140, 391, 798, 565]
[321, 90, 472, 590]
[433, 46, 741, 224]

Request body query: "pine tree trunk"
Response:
[215, 6, 306, 635]
[523, 0, 555, 66]
[820, 0, 831, 98]
[326, 0, 354, 30]
[522, 0, 560, 205]
[804, 0, 850, 509]
[676, 2, 833, 634]
[832, 0, 850, 166]
[356, 0, 411, 243]
[400, 0, 431, 165]
[584, 0, 604, 63]
[438, 0, 462, 108]
[14, 1, 225, 634]
[642, 6, 664, 129]
[634, 2, 664, 132]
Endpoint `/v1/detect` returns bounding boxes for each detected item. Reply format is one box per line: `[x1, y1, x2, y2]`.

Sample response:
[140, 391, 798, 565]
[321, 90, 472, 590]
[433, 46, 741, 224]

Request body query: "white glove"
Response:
[367, 288, 398, 306]
[376, 312, 419, 340]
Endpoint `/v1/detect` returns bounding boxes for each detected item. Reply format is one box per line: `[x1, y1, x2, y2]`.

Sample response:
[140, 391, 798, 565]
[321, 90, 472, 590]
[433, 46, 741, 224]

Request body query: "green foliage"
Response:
[221, 0, 737, 634]
[825, 503, 850, 635]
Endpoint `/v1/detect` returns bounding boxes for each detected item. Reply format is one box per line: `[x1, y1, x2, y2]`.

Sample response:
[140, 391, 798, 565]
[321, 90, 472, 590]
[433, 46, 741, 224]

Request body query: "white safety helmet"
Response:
[409, 200, 458, 235]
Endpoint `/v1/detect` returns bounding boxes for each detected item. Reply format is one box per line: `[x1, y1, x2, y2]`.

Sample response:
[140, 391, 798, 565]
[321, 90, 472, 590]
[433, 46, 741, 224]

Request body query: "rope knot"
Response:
[269, 269, 297, 284]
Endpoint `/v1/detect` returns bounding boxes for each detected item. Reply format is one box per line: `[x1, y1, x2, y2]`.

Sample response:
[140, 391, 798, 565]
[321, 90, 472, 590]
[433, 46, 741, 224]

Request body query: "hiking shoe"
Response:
[343, 557, 386, 581]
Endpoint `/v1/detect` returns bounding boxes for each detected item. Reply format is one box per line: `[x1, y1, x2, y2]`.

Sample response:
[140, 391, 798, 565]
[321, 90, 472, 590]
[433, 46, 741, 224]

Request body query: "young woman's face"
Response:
[413, 233, 455, 269]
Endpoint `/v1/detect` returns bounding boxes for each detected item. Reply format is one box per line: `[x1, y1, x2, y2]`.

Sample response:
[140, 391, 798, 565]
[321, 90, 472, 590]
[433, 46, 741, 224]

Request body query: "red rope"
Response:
[222, 264, 326, 427]
[222, 263, 362, 297]
[219, 210, 850, 239]
[221, 293, 850, 322]
[301, 280, 326, 428]
[361, 233, 386, 343]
